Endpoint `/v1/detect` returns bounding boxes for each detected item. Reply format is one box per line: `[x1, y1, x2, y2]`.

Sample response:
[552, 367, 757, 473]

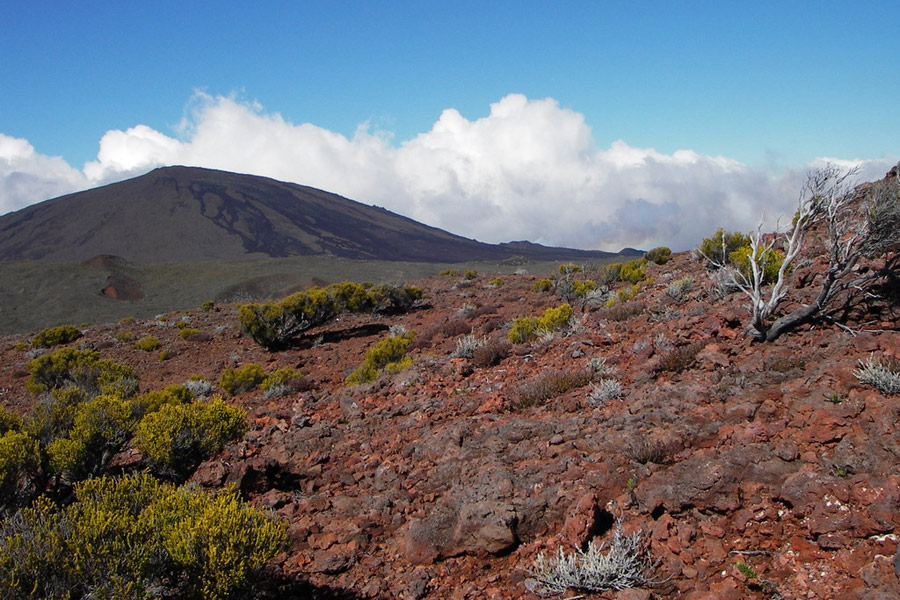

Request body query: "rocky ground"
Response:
[1, 247, 898, 599]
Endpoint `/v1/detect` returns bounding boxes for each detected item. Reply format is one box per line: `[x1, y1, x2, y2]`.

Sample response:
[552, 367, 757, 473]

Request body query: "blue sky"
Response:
[1, 1, 897, 250]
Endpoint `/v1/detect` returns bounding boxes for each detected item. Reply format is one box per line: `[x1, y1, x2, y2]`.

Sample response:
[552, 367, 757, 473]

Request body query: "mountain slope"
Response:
[0, 166, 632, 264]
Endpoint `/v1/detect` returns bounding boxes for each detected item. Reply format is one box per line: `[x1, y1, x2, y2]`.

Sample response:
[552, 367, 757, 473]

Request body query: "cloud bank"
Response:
[1, 93, 895, 251]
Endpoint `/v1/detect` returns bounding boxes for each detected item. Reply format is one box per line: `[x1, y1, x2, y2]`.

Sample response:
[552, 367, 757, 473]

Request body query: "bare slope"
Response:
[0, 166, 632, 264]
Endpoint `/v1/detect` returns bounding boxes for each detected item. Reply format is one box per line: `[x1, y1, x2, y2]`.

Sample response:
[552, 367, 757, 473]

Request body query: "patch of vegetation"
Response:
[239, 282, 423, 350]
[508, 303, 573, 344]
[698, 229, 752, 264]
[643, 247, 672, 265]
[619, 259, 647, 284]
[588, 378, 624, 406]
[0, 473, 285, 599]
[179, 327, 202, 340]
[599, 301, 644, 322]
[530, 521, 657, 594]
[471, 337, 510, 368]
[346, 331, 416, 385]
[533, 278, 554, 292]
[854, 356, 900, 395]
[134, 335, 160, 352]
[31, 325, 82, 348]
[440, 269, 461, 277]
[665, 276, 694, 301]
[219, 364, 267, 395]
[655, 341, 705, 374]
[135, 397, 247, 479]
[26, 348, 138, 398]
[201, 300, 216, 311]
[513, 368, 592, 408]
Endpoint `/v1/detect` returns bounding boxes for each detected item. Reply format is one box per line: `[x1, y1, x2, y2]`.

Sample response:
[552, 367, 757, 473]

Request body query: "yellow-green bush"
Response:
[533, 278, 553, 292]
[440, 269, 461, 277]
[178, 327, 201, 340]
[698, 229, 752, 264]
[728, 245, 786, 284]
[571, 279, 597, 297]
[135, 397, 247, 478]
[508, 304, 574, 343]
[201, 300, 216, 311]
[32, 325, 82, 348]
[0, 431, 39, 506]
[0, 473, 285, 599]
[219, 363, 267, 395]
[618, 259, 647, 284]
[558, 263, 582, 274]
[134, 335, 160, 352]
[0, 407, 22, 436]
[261, 367, 304, 393]
[643, 246, 672, 265]
[46, 394, 136, 477]
[346, 332, 415, 385]
[26, 348, 138, 398]
[239, 282, 423, 350]
[489, 277, 504, 286]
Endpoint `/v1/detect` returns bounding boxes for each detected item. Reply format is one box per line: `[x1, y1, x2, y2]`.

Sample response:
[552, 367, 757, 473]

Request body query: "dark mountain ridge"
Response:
[0, 166, 637, 264]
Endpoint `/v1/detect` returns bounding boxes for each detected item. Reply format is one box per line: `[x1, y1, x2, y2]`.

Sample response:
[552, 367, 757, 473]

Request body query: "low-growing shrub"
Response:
[508, 304, 574, 344]
[179, 327, 202, 340]
[26, 348, 138, 398]
[471, 337, 510, 368]
[533, 278, 553, 292]
[530, 521, 657, 594]
[588, 379, 624, 406]
[115, 331, 133, 342]
[135, 397, 248, 479]
[643, 247, 672, 265]
[513, 368, 592, 408]
[454, 334, 486, 359]
[464, 270, 478, 280]
[0, 473, 285, 599]
[134, 335, 160, 352]
[201, 300, 216, 311]
[239, 282, 423, 350]
[854, 357, 900, 395]
[32, 325, 82, 348]
[599, 301, 644, 322]
[698, 229, 752, 264]
[655, 341, 705, 374]
[346, 331, 415, 385]
[219, 364, 267, 395]
[665, 276, 694, 301]
[0, 431, 40, 506]
[260, 367, 307, 398]
[623, 435, 671, 465]
[488, 277, 504, 287]
[440, 269, 461, 277]
[619, 260, 647, 284]
[728, 245, 786, 285]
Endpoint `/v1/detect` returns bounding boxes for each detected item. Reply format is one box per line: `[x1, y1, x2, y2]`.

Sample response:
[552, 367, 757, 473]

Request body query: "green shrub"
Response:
[201, 300, 215, 311]
[508, 304, 574, 344]
[698, 229, 752, 264]
[0, 473, 285, 599]
[26, 348, 138, 398]
[261, 367, 305, 395]
[239, 282, 423, 350]
[558, 263, 582, 275]
[134, 335, 160, 352]
[440, 269, 461, 277]
[643, 246, 672, 265]
[619, 260, 647, 284]
[728, 245, 786, 285]
[570, 279, 597, 297]
[0, 431, 39, 506]
[489, 277, 504, 287]
[533, 278, 554, 292]
[135, 397, 247, 479]
[115, 331, 133, 342]
[346, 331, 415, 385]
[46, 394, 136, 477]
[219, 364, 267, 395]
[0, 407, 23, 436]
[178, 327, 201, 340]
[508, 316, 540, 344]
[32, 325, 82, 348]
[464, 270, 478, 280]
[119, 316, 135, 325]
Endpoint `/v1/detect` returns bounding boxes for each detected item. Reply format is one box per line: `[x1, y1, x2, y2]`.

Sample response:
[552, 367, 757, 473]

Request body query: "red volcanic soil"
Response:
[1, 250, 898, 599]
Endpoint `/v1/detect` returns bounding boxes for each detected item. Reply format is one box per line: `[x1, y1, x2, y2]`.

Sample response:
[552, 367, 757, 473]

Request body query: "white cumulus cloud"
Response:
[1, 93, 896, 252]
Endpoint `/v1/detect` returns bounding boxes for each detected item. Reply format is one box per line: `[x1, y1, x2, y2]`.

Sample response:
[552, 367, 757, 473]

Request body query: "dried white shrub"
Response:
[588, 379, 624, 406]
[529, 522, 657, 595]
[854, 357, 900, 395]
